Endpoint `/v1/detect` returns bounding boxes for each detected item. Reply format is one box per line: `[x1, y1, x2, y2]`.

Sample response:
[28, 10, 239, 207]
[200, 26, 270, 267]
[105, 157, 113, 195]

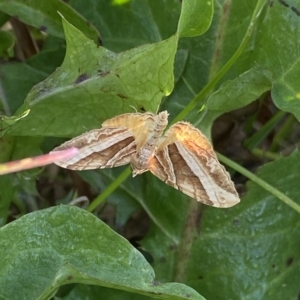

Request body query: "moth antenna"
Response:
[129, 105, 138, 112]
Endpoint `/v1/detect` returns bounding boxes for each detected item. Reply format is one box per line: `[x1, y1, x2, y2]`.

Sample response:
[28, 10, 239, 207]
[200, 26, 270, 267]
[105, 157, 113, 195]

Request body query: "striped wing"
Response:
[52, 112, 158, 170]
[148, 122, 240, 208]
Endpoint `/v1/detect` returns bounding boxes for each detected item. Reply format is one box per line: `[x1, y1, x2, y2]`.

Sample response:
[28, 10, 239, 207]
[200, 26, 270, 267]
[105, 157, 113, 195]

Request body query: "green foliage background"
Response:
[0, 0, 300, 299]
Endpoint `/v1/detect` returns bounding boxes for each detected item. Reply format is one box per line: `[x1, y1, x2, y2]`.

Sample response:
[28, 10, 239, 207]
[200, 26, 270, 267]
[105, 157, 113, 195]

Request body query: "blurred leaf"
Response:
[0, 110, 30, 136]
[141, 222, 181, 282]
[0, 11, 9, 26]
[112, 0, 132, 5]
[178, 0, 213, 38]
[0, 0, 100, 42]
[254, 0, 300, 120]
[0, 205, 204, 300]
[198, 64, 272, 137]
[0, 30, 15, 58]
[0, 135, 15, 163]
[0, 109, 29, 126]
[10, 136, 44, 196]
[60, 284, 180, 300]
[8, 15, 177, 137]
[142, 150, 300, 300]
[69, 0, 181, 51]
[79, 166, 189, 243]
[143, 173, 189, 243]
[0, 136, 44, 211]
[10, 136, 43, 160]
[79, 169, 142, 227]
[174, 49, 189, 83]
[244, 110, 285, 150]
[0, 175, 15, 226]
[0, 48, 65, 115]
[207, 65, 272, 113]
[42, 34, 66, 52]
[0, 136, 16, 226]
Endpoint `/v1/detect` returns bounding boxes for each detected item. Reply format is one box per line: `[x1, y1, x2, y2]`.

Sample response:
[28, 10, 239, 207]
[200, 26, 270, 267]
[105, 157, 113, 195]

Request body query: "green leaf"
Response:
[162, 0, 260, 119]
[0, 11, 9, 27]
[81, 167, 189, 243]
[61, 284, 188, 300]
[11, 136, 43, 160]
[8, 15, 177, 137]
[79, 169, 142, 226]
[178, 0, 214, 38]
[198, 64, 272, 137]
[174, 49, 189, 83]
[0, 205, 204, 300]
[0, 48, 65, 115]
[142, 151, 300, 300]
[254, 1, 300, 120]
[0, 0, 100, 41]
[207, 65, 272, 113]
[0, 110, 29, 126]
[0, 30, 15, 57]
[0, 136, 43, 226]
[69, 0, 181, 51]
[0, 135, 15, 163]
[244, 110, 285, 150]
[0, 175, 15, 226]
[0, 136, 44, 212]
[143, 174, 189, 243]
[0, 136, 15, 226]
[0, 110, 30, 136]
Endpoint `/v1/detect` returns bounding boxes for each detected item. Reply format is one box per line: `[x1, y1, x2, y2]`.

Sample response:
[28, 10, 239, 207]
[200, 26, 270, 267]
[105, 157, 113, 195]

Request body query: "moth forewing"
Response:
[148, 122, 240, 208]
[52, 126, 137, 170]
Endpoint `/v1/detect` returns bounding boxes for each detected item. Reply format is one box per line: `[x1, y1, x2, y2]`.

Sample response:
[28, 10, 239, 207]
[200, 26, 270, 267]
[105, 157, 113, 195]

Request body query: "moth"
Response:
[52, 111, 240, 208]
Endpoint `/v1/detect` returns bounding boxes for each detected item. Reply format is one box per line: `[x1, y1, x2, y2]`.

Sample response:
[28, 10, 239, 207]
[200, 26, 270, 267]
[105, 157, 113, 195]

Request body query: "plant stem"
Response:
[171, 0, 268, 124]
[87, 167, 131, 212]
[217, 152, 300, 214]
[252, 148, 280, 160]
[173, 199, 199, 282]
[244, 110, 286, 150]
[269, 113, 296, 152]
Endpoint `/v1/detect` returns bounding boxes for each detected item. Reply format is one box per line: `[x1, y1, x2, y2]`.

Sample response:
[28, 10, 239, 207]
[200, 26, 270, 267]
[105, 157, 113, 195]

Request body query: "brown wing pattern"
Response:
[103, 112, 162, 150]
[52, 112, 163, 170]
[52, 112, 240, 208]
[149, 122, 240, 208]
[52, 127, 136, 170]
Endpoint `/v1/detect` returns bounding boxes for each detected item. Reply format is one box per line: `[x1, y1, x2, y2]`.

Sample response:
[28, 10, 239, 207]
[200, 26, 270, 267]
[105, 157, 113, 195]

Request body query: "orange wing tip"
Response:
[0, 148, 79, 175]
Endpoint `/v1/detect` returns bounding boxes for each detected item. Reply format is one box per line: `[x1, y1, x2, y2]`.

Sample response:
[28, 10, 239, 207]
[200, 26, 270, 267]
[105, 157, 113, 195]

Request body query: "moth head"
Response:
[158, 110, 169, 121]
[131, 163, 148, 177]
[130, 153, 150, 177]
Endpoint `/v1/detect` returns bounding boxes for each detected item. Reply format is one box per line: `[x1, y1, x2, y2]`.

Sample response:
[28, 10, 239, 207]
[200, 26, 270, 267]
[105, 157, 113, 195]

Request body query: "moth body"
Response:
[131, 111, 168, 176]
